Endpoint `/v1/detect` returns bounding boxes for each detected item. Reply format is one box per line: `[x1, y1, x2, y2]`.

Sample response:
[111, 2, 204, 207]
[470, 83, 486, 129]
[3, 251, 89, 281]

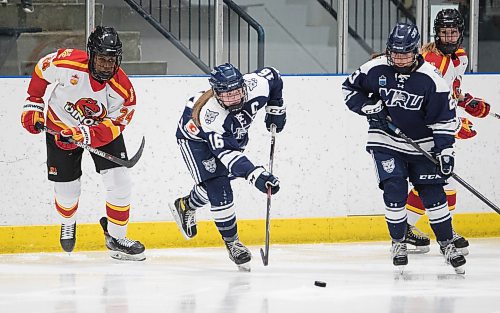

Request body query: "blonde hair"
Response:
[421, 42, 443, 56]
[192, 89, 214, 126]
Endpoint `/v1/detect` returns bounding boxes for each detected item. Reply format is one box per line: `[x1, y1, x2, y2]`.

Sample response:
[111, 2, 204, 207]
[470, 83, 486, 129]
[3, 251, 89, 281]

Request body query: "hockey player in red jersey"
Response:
[404, 9, 491, 255]
[20, 26, 145, 261]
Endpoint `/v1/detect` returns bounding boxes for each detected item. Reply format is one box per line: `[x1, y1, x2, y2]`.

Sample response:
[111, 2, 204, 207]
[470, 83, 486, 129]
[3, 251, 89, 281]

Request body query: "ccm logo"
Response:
[419, 174, 442, 180]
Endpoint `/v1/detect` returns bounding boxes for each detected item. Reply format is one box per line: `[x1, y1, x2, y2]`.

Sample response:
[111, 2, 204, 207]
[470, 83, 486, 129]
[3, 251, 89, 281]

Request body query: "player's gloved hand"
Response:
[246, 166, 280, 194]
[54, 133, 78, 150]
[21, 110, 45, 134]
[361, 99, 390, 132]
[265, 98, 286, 133]
[458, 93, 490, 118]
[455, 117, 477, 140]
[436, 147, 455, 177]
[60, 126, 90, 144]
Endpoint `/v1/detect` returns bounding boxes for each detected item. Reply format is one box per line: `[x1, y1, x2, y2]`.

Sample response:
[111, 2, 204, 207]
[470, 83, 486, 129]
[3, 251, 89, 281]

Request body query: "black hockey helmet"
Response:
[209, 63, 247, 112]
[434, 9, 464, 55]
[87, 26, 123, 82]
[386, 23, 420, 74]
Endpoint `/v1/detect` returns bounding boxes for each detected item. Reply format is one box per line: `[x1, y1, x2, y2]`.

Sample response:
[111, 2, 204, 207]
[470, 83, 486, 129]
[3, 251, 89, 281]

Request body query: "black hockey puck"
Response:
[314, 281, 326, 287]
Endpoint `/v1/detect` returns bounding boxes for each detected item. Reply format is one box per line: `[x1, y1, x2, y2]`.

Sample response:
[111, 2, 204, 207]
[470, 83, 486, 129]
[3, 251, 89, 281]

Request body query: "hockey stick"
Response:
[386, 121, 500, 214]
[35, 123, 145, 169]
[458, 106, 500, 120]
[260, 124, 277, 266]
[488, 111, 500, 120]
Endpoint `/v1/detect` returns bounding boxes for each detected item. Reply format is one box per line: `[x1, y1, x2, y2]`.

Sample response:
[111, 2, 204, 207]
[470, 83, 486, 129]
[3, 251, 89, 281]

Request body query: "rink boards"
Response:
[1, 75, 500, 253]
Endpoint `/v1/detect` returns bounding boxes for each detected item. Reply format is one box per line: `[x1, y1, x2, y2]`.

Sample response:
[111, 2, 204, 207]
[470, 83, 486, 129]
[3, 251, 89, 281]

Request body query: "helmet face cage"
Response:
[209, 63, 247, 113]
[386, 23, 420, 74]
[434, 9, 464, 55]
[87, 26, 123, 82]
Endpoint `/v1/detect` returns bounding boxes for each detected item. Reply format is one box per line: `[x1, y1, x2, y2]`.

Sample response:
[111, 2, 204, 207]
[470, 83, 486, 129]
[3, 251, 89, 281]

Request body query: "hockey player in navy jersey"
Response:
[171, 63, 286, 271]
[342, 23, 466, 274]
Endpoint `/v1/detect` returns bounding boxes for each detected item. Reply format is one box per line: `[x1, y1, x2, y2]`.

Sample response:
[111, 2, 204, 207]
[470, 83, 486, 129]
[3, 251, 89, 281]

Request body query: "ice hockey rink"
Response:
[0, 239, 499, 313]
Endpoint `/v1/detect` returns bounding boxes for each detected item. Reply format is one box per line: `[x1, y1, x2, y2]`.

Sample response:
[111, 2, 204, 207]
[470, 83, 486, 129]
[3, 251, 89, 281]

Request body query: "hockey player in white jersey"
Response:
[343, 23, 465, 274]
[20, 26, 145, 261]
[171, 63, 286, 271]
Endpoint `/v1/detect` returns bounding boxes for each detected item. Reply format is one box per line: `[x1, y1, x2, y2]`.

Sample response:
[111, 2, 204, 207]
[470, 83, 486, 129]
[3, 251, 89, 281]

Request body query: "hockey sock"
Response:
[102, 168, 131, 239]
[54, 179, 81, 225]
[417, 184, 452, 242]
[189, 184, 209, 209]
[211, 202, 238, 242]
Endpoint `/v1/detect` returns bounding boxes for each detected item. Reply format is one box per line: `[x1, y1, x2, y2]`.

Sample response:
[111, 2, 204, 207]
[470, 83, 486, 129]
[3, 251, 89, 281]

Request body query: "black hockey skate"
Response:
[225, 239, 252, 272]
[391, 241, 408, 273]
[99, 217, 146, 261]
[442, 243, 466, 274]
[169, 195, 197, 240]
[403, 224, 430, 254]
[60, 222, 76, 253]
[439, 230, 470, 256]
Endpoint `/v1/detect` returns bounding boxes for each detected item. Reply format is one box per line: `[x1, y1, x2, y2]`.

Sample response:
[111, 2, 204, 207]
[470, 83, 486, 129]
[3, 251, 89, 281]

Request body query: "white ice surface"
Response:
[1, 239, 499, 313]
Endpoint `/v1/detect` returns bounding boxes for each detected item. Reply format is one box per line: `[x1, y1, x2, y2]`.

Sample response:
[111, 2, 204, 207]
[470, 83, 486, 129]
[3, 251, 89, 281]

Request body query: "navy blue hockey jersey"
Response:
[176, 67, 283, 177]
[342, 55, 459, 155]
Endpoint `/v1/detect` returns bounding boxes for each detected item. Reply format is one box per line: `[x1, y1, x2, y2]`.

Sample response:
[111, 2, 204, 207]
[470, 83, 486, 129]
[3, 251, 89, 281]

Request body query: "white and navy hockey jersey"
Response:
[176, 67, 283, 177]
[342, 55, 459, 155]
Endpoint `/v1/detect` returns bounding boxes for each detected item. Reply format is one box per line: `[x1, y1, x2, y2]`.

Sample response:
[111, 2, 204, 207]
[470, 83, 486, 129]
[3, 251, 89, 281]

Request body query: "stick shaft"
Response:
[387, 122, 500, 214]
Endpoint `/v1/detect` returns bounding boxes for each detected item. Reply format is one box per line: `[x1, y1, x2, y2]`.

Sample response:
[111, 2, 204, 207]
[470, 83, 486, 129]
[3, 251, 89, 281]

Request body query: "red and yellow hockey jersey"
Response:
[25, 48, 136, 147]
[422, 42, 468, 99]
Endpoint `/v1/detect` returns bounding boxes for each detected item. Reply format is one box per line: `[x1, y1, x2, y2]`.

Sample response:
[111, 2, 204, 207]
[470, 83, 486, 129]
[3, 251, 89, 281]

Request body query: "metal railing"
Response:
[317, 0, 415, 55]
[123, 0, 265, 74]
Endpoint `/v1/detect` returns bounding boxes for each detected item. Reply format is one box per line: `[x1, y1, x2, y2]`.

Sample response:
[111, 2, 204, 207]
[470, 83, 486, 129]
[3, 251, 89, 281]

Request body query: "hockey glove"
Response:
[246, 166, 280, 195]
[455, 117, 477, 140]
[265, 98, 286, 133]
[21, 96, 45, 134]
[21, 110, 45, 134]
[361, 99, 390, 132]
[54, 133, 78, 150]
[436, 147, 455, 177]
[60, 126, 91, 145]
[458, 93, 490, 118]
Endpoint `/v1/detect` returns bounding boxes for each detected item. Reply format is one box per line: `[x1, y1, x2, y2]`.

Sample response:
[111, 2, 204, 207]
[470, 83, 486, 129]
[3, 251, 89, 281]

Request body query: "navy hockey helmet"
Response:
[386, 23, 420, 74]
[209, 63, 247, 113]
[434, 9, 464, 55]
[87, 26, 123, 82]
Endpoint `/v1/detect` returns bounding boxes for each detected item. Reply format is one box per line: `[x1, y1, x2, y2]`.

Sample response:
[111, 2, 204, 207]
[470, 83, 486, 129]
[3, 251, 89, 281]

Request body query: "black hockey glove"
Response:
[436, 147, 455, 177]
[361, 99, 390, 132]
[265, 98, 286, 133]
[246, 166, 280, 194]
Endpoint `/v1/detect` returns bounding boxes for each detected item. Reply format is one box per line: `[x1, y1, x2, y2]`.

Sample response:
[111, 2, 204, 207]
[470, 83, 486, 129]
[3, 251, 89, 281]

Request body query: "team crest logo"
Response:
[378, 75, 387, 86]
[41, 57, 52, 71]
[70, 74, 79, 85]
[381, 158, 395, 173]
[49, 166, 58, 175]
[204, 109, 219, 124]
[64, 98, 108, 126]
[234, 127, 247, 139]
[202, 157, 217, 173]
[245, 78, 257, 91]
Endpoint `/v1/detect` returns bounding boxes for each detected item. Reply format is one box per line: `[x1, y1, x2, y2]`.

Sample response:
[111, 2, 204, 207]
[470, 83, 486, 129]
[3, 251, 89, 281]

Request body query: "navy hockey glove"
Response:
[265, 98, 286, 133]
[436, 147, 455, 177]
[246, 166, 280, 194]
[361, 99, 390, 132]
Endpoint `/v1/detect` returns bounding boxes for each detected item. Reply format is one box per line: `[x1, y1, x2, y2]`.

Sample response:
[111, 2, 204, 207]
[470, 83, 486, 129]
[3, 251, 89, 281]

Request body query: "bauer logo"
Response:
[381, 158, 395, 173]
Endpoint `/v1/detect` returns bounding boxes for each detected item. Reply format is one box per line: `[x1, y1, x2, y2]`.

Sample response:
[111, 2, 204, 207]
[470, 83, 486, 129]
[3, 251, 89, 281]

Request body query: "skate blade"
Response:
[406, 246, 430, 254]
[237, 262, 251, 272]
[109, 251, 146, 261]
[454, 265, 465, 275]
[168, 202, 192, 241]
[395, 265, 406, 275]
